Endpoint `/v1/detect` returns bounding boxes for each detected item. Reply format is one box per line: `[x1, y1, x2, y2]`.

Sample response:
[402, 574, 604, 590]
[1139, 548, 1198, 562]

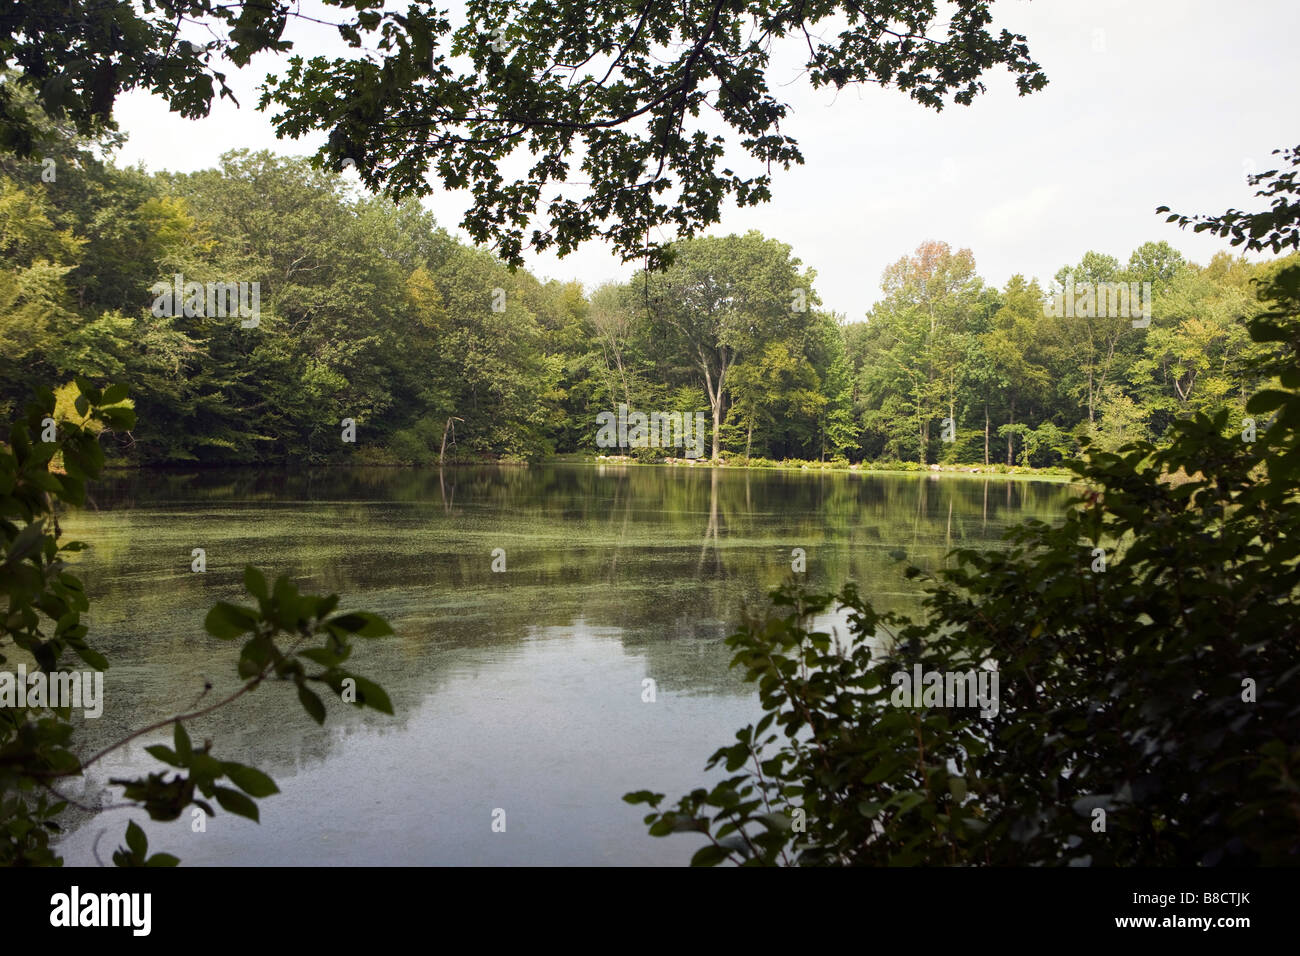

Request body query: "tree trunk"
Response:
[701, 354, 726, 461]
[711, 401, 722, 460]
[440, 416, 463, 465]
[984, 403, 990, 466]
[1006, 399, 1015, 466]
[918, 386, 927, 466]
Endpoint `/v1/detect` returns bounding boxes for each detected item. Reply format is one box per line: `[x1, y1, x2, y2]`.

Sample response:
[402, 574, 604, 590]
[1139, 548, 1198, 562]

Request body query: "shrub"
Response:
[627, 264, 1300, 866]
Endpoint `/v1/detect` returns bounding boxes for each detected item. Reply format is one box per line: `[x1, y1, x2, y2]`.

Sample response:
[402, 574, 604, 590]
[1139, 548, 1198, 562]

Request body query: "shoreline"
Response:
[90, 456, 1080, 483]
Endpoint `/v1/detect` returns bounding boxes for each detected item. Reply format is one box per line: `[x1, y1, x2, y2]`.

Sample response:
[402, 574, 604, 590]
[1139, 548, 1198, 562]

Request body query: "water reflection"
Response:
[54, 465, 1073, 865]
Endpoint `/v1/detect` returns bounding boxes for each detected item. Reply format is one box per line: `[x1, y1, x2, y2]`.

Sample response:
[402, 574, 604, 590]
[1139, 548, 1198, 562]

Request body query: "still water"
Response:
[53, 464, 1072, 865]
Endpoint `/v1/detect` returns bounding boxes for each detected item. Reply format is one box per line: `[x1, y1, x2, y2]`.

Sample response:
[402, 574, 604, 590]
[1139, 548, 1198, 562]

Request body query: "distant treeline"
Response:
[2, 116, 1294, 467]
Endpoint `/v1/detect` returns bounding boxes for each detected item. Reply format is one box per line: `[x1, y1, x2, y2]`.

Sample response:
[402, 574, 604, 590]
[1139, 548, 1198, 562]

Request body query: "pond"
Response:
[52, 464, 1073, 866]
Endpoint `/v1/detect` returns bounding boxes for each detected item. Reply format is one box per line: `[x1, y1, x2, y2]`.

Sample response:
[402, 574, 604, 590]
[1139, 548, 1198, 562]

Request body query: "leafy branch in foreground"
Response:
[629, 260, 1300, 866]
[3, 1, 1045, 267]
[1, 380, 394, 865]
[1158, 144, 1300, 255]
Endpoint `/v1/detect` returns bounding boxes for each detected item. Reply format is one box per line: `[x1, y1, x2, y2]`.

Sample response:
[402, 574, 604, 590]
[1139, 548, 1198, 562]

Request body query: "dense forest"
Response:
[3, 107, 1293, 469]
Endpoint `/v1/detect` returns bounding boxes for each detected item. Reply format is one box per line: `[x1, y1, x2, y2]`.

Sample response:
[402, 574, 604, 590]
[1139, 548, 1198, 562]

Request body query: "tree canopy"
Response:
[1, 110, 1293, 469]
[2, 0, 1046, 266]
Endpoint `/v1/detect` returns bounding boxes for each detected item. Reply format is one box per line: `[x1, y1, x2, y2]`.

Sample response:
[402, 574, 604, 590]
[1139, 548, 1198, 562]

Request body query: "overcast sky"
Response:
[108, 0, 1298, 319]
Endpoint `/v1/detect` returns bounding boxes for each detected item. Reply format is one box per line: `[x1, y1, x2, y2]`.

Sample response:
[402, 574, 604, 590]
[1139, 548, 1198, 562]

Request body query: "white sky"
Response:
[108, 0, 1299, 319]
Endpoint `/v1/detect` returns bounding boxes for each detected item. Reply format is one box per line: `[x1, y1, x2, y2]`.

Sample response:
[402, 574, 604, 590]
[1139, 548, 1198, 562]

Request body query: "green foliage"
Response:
[112, 821, 179, 867]
[0, 381, 393, 865]
[0, 132, 571, 464]
[1159, 145, 1300, 254]
[0, 4, 1046, 267]
[629, 265, 1300, 866]
[639, 231, 827, 460]
[1, 102, 1294, 472]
